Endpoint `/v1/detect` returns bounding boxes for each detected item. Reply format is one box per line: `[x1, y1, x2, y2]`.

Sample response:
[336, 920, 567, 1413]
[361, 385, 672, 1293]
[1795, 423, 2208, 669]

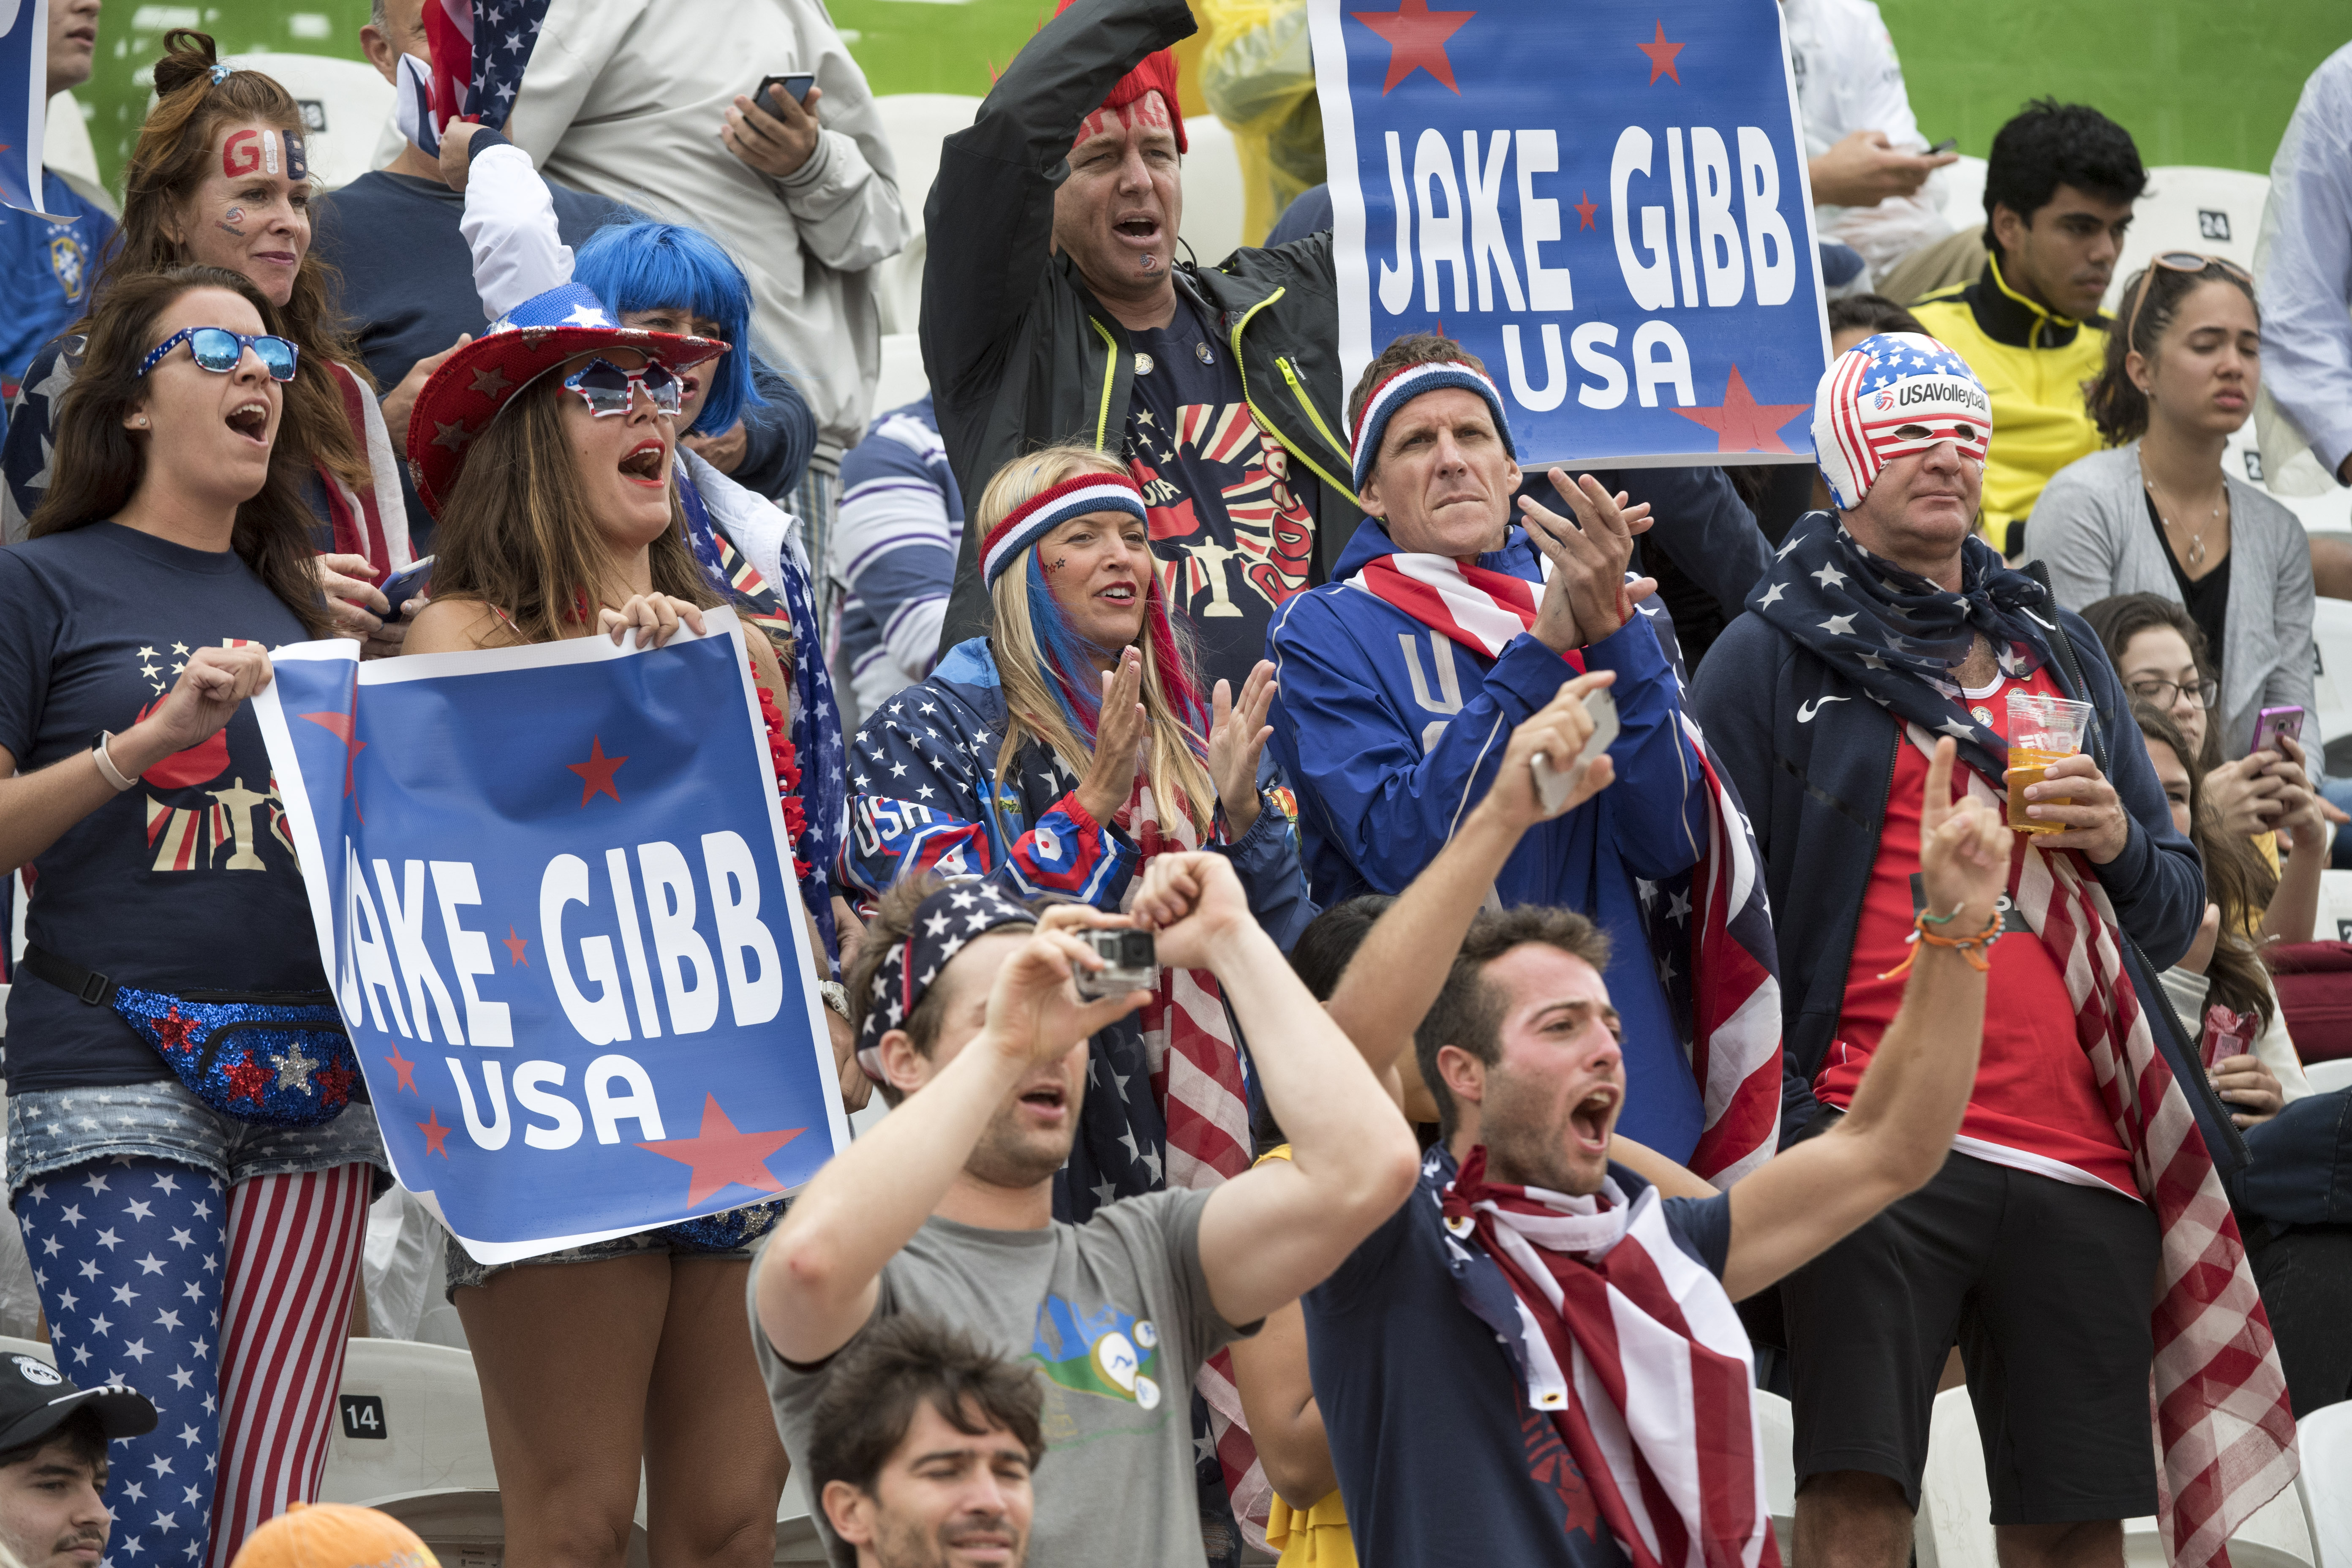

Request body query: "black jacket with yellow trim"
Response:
[922, 0, 1361, 656]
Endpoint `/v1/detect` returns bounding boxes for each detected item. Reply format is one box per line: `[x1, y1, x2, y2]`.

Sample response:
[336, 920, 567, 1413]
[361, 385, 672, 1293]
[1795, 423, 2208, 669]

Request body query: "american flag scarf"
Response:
[1442, 1146, 1778, 1568]
[1346, 538, 1783, 1185]
[1908, 726, 2295, 1565]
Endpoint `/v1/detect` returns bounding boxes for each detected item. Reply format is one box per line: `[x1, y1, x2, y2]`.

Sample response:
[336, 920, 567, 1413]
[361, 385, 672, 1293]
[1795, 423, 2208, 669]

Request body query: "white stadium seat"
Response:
[2301, 1400, 2352, 1568]
[2102, 166, 2269, 314]
[1178, 112, 1247, 267]
[1936, 155, 1988, 237]
[1754, 1388, 1797, 1561]
[2308, 1059, 2352, 1095]
[2310, 599, 2352, 772]
[870, 94, 983, 335]
[871, 331, 928, 413]
[2126, 1489, 2316, 1568]
[1914, 1387, 1996, 1568]
[317, 1337, 498, 1505]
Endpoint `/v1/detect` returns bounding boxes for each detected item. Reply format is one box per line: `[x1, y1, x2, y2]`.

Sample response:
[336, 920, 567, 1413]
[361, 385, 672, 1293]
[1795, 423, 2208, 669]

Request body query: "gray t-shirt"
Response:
[749, 1187, 1244, 1568]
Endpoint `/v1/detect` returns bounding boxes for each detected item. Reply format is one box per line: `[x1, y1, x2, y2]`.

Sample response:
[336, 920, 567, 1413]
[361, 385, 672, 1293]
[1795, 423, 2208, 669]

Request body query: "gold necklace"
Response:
[2144, 476, 2223, 569]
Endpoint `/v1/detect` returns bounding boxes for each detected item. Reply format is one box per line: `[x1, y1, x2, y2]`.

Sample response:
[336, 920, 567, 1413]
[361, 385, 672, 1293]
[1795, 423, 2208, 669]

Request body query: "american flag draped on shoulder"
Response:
[1906, 726, 2296, 1568]
[1344, 546, 1782, 1186]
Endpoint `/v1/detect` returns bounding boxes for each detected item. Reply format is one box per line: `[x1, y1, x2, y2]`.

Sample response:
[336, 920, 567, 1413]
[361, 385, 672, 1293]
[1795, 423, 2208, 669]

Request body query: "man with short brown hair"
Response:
[809, 1315, 1045, 1568]
[0, 1355, 155, 1568]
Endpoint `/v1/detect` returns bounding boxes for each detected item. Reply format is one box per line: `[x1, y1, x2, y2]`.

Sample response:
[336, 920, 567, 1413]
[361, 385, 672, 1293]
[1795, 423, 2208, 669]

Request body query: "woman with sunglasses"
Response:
[0, 267, 387, 1568]
[2028, 253, 2317, 768]
[1, 30, 413, 647]
[400, 280, 828, 1568]
[438, 120, 857, 978]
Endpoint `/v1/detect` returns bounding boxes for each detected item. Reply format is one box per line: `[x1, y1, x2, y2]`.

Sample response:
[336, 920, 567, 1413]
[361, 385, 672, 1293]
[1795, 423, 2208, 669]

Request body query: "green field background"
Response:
[73, 0, 2352, 193]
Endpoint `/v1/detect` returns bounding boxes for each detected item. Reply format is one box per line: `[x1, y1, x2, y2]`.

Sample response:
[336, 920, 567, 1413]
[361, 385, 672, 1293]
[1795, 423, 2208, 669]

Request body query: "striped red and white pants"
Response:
[14, 1159, 371, 1568]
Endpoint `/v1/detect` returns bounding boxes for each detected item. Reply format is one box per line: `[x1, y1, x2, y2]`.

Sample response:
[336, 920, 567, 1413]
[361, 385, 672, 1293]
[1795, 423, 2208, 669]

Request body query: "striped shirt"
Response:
[830, 395, 964, 718]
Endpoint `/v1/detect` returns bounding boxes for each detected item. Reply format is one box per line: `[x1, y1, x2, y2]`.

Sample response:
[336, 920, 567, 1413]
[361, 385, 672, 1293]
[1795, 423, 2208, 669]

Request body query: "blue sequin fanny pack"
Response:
[22, 946, 359, 1128]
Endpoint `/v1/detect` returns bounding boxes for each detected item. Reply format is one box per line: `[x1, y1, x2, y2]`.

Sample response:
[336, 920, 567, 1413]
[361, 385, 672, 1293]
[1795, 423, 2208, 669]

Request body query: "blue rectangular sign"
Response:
[254, 613, 849, 1263]
[1310, 0, 1832, 467]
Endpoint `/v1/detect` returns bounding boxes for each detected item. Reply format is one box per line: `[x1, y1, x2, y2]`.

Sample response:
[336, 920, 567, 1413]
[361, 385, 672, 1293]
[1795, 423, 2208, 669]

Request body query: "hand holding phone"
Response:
[1925, 136, 1959, 155]
[381, 556, 434, 621]
[2251, 704, 2305, 760]
[1530, 688, 1620, 815]
[756, 73, 817, 113]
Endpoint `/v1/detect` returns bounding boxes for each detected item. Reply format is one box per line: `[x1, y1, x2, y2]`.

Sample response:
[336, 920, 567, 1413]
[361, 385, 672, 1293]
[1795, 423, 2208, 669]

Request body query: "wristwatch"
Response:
[816, 980, 851, 1019]
[90, 731, 139, 792]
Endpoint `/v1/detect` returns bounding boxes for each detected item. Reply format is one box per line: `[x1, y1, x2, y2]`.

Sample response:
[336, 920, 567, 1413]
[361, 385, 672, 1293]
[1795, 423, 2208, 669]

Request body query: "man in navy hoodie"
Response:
[1266, 334, 1777, 1171]
[1688, 334, 2274, 1568]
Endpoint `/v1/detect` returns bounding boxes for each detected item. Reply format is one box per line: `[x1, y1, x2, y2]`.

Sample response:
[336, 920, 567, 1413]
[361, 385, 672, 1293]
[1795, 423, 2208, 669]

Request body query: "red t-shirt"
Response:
[1816, 665, 2139, 1198]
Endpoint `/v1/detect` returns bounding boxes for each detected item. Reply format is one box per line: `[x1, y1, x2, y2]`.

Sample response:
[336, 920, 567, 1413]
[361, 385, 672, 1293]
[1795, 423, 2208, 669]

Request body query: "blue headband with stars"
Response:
[855, 882, 1038, 1081]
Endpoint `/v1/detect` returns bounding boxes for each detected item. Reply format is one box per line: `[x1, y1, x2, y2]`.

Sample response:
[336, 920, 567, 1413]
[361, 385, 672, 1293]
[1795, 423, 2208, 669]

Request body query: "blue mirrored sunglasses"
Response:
[136, 327, 299, 383]
[561, 357, 684, 417]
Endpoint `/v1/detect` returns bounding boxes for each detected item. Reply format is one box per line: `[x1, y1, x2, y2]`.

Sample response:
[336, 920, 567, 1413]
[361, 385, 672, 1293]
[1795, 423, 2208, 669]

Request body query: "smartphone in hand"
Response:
[756, 73, 816, 112]
[2251, 704, 2305, 759]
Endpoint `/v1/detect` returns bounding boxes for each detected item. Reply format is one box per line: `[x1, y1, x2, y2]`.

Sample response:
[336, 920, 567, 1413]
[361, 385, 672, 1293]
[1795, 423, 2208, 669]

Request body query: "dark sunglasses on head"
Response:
[2122, 252, 2255, 346]
[561, 357, 684, 417]
[137, 327, 299, 382]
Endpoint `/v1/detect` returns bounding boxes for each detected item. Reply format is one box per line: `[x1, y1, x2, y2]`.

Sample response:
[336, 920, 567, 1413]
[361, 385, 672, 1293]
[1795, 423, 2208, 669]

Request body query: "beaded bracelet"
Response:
[1877, 908, 2005, 980]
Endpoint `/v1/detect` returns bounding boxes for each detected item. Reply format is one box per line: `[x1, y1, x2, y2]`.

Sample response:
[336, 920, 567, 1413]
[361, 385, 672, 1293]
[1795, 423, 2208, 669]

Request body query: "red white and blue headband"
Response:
[981, 472, 1149, 589]
[1811, 332, 1993, 510]
[1349, 358, 1518, 493]
[855, 882, 1037, 1081]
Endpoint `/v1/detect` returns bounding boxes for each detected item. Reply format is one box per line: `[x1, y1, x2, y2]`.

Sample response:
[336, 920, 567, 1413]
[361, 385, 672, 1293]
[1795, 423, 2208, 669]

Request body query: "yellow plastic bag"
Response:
[1196, 0, 1325, 246]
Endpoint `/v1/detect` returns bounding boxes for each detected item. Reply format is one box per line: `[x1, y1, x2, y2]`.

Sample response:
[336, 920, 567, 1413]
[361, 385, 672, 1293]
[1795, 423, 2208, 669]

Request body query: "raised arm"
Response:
[1129, 855, 1420, 1326]
[1717, 738, 2008, 1301]
[754, 910, 1148, 1364]
[919, 0, 1195, 400]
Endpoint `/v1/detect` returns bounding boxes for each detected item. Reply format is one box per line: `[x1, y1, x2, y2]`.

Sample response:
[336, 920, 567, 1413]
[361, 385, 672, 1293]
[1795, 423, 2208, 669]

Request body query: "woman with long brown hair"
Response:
[0, 266, 385, 1568]
[1, 30, 412, 641]
[2128, 700, 2313, 1124]
[838, 442, 1312, 1217]
[400, 279, 827, 1568]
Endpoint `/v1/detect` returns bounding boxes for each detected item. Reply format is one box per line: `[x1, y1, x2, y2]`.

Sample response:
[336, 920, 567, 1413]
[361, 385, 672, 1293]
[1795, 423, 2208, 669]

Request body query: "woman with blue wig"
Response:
[441, 120, 853, 980]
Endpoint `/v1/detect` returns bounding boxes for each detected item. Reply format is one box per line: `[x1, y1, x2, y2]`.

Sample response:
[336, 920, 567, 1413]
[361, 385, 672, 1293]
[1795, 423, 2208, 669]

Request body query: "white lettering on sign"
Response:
[443, 1053, 655, 1152]
[1737, 126, 1795, 306]
[1414, 127, 1467, 312]
[431, 860, 512, 1048]
[1611, 127, 1675, 312]
[1514, 129, 1573, 311]
[1464, 130, 1524, 313]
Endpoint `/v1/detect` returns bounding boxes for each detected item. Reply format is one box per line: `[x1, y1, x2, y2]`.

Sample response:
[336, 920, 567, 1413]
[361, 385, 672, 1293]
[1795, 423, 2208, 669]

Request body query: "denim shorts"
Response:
[5, 1079, 389, 1203]
[442, 1198, 786, 1298]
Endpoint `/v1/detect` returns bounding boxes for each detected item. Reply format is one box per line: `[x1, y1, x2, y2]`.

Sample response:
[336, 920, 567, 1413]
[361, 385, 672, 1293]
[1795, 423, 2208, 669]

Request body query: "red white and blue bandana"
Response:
[979, 473, 1148, 590]
[1811, 332, 1992, 510]
[854, 882, 1036, 1080]
[1349, 358, 1518, 493]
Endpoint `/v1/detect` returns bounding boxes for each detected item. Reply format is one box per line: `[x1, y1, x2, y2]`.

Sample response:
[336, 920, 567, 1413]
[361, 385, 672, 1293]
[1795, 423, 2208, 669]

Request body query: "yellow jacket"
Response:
[1911, 256, 2109, 553]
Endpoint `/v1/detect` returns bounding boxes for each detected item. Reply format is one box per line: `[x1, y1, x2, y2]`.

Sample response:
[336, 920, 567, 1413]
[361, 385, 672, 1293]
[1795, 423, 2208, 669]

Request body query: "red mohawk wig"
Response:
[1054, 0, 1188, 152]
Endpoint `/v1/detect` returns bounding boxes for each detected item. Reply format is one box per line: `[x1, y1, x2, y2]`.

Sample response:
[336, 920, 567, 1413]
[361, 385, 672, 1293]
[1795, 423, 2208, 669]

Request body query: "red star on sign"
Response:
[224, 1050, 270, 1108]
[638, 1094, 806, 1208]
[503, 926, 530, 966]
[384, 1045, 418, 1094]
[299, 711, 365, 796]
[567, 736, 629, 806]
[1671, 366, 1812, 454]
[1350, 0, 1477, 94]
[417, 1107, 453, 1157]
[1574, 190, 1599, 230]
[1636, 19, 1685, 84]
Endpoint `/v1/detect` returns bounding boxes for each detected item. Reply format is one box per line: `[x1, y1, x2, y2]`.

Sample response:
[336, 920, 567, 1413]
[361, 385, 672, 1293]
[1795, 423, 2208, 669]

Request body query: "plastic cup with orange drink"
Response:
[2004, 691, 2093, 834]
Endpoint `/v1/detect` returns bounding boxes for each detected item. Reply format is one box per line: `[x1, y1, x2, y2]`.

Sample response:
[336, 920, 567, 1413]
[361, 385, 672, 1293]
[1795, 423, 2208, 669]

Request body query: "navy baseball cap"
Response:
[0, 1352, 157, 1454]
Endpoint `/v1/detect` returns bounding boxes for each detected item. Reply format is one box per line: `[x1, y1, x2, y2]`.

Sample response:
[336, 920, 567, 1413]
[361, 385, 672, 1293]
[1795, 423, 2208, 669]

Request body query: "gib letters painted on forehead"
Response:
[222, 127, 310, 183]
[1810, 331, 1993, 509]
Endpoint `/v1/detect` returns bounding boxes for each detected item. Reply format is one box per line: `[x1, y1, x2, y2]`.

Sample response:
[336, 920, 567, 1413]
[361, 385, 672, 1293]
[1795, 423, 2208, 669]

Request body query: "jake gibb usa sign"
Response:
[1312, 0, 1832, 467]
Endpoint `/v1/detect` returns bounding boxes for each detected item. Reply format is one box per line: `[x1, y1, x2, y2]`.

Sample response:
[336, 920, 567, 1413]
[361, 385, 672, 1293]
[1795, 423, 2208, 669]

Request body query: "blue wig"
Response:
[572, 222, 763, 438]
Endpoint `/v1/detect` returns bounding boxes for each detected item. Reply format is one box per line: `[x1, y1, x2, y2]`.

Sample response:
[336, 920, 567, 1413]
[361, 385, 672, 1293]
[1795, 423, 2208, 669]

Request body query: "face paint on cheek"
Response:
[217, 207, 247, 237]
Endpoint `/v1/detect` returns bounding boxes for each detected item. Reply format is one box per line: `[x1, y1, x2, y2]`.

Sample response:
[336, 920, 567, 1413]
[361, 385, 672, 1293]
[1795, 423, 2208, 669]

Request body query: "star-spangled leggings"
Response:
[13, 1159, 371, 1568]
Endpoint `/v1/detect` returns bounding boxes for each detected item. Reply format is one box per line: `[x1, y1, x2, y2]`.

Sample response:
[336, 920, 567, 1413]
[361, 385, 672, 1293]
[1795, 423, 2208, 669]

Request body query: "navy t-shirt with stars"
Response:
[0, 523, 326, 1092]
[1120, 294, 1323, 691]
